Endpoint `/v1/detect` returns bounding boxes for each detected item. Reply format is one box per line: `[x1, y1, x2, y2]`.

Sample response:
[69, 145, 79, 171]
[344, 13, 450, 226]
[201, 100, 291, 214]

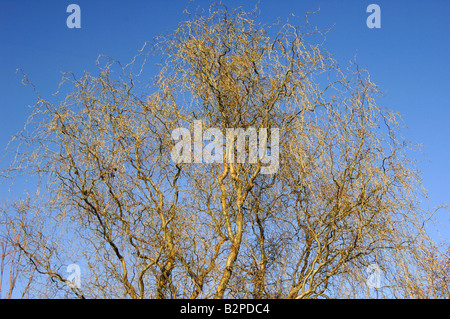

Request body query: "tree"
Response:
[2, 4, 446, 299]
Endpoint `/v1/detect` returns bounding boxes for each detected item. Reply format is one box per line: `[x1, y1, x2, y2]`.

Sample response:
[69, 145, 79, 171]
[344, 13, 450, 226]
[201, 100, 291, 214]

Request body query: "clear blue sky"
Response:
[1, 0, 449, 242]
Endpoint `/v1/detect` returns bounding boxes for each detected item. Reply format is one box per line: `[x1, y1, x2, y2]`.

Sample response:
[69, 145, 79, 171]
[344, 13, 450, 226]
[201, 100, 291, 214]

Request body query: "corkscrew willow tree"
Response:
[1, 4, 447, 299]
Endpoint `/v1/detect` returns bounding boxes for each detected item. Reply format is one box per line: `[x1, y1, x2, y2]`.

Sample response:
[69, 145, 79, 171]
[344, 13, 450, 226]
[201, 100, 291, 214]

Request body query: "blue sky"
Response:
[1, 0, 449, 242]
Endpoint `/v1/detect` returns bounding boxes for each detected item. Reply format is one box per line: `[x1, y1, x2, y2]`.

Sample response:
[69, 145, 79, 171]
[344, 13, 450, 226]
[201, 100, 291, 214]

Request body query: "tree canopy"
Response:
[1, 4, 448, 299]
